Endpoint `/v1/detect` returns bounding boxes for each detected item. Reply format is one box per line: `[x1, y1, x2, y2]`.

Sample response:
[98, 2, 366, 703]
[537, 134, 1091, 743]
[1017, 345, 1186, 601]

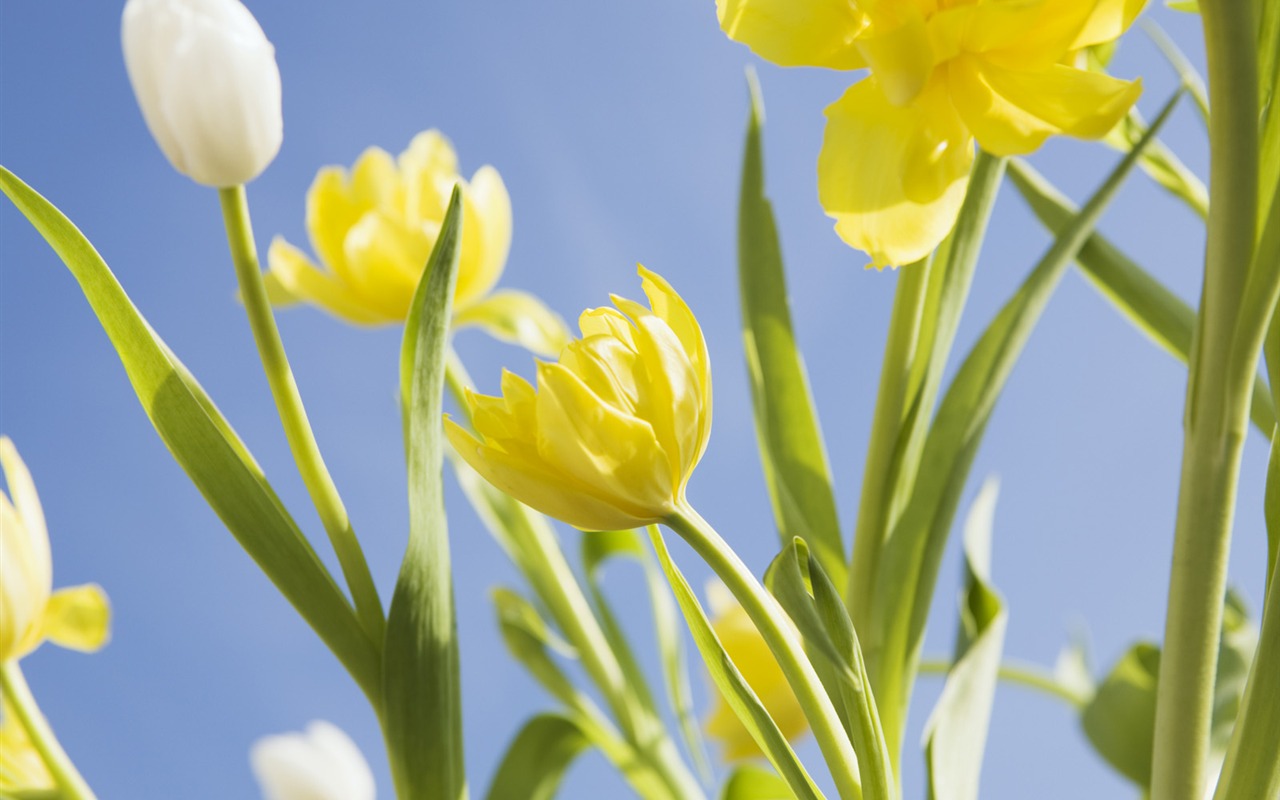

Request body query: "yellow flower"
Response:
[266, 130, 568, 355]
[704, 581, 807, 760]
[0, 438, 111, 662]
[445, 266, 711, 532]
[0, 702, 53, 793]
[718, 0, 1145, 267]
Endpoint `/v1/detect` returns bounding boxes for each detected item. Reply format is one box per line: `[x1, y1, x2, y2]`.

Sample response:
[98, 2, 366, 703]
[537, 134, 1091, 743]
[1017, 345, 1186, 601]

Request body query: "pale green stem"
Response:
[445, 352, 704, 800]
[0, 661, 96, 800]
[847, 257, 932, 634]
[667, 504, 864, 800]
[1151, 0, 1259, 796]
[916, 657, 1089, 709]
[217, 187, 385, 650]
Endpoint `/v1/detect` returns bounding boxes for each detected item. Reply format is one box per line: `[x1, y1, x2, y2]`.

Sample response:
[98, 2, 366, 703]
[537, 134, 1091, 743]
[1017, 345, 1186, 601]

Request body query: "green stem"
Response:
[0, 661, 96, 800]
[916, 657, 1089, 709]
[217, 186, 385, 649]
[847, 256, 932, 633]
[1151, 0, 1259, 796]
[667, 504, 864, 800]
[445, 353, 704, 800]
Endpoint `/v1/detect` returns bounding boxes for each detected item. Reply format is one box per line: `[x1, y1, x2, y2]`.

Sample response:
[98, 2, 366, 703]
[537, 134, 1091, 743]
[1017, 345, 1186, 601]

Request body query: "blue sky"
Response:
[0, 2, 1269, 798]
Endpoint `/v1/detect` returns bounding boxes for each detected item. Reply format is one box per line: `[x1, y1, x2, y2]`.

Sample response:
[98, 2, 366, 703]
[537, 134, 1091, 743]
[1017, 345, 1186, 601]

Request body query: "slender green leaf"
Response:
[0, 166, 379, 699]
[1104, 107, 1209, 218]
[1007, 158, 1278, 436]
[492, 587, 585, 711]
[1142, 19, 1210, 124]
[583, 529, 713, 783]
[383, 187, 465, 800]
[868, 92, 1182, 753]
[738, 73, 844, 586]
[923, 479, 1008, 800]
[719, 765, 793, 800]
[648, 528, 823, 800]
[765, 538, 894, 800]
[485, 714, 592, 800]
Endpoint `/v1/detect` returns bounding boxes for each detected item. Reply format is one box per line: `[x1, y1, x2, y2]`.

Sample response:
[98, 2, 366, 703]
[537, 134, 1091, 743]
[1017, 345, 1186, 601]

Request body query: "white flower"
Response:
[122, 0, 283, 187]
[250, 721, 375, 800]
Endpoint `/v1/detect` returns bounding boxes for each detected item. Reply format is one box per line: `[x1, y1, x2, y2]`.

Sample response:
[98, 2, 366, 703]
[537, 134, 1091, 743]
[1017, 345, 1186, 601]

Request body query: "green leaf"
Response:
[492, 587, 585, 712]
[485, 714, 592, 800]
[1082, 592, 1259, 789]
[582, 529, 713, 783]
[1006, 158, 1278, 436]
[718, 765, 793, 800]
[923, 479, 1008, 800]
[383, 187, 465, 800]
[1142, 19, 1210, 124]
[765, 538, 894, 800]
[453, 289, 571, 357]
[0, 166, 379, 700]
[868, 91, 1182, 751]
[647, 528, 823, 800]
[737, 73, 844, 586]
[1082, 642, 1161, 786]
[1103, 107, 1208, 218]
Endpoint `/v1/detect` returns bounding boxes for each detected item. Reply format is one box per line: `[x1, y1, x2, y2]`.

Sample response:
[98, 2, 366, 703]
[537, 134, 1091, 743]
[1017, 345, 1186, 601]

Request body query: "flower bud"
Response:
[251, 721, 375, 800]
[122, 0, 283, 187]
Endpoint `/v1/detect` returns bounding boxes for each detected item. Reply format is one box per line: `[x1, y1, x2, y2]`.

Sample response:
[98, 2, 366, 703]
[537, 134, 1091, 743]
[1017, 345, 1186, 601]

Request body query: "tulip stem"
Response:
[0, 661, 96, 800]
[667, 504, 865, 800]
[218, 186, 386, 651]
[1151, 0, 1263, 797]
[444, 351, 706, 800]
[916, 657, 1089, 709]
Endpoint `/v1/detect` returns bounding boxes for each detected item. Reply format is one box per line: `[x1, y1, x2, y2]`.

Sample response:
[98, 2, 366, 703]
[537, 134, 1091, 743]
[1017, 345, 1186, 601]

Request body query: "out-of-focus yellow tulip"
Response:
[717, 0, 1145, 267]
[0, 438, 111, 663]
[445, 266, 711, 532]
[0, 702, 53, 793]
[265, 130, 568, 355]
[703, 581, 807, 760]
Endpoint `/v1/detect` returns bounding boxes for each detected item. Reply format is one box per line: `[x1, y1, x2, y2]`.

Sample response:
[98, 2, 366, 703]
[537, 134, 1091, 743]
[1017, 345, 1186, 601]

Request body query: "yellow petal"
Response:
[560, 336, 643, 414]
[42, 584, 110, 653]
[445, 419, 654, 531]
[342, 212, 430, 319]
[305, 167, 362, 281]
[716, 0, 869, 70]
[961, 0, 1089, 70]
[265, 238, 391, 325]
[0, 702, 54, 791]
[454, 289, 570, 356]
[1072, 0, 1147, 50]
[948, 57, 1142, 156]
[636, 268, 711, 459]
[855, 11, 935, 106]
[535, 363, 675, 514]
[455, 166, 512, 308]
[818, 77, 974, 268]
[349, 147, 401, 212]
[629, 315, 704, 492]
[0, 438, 51, 661]
[399, 130, 459, 224]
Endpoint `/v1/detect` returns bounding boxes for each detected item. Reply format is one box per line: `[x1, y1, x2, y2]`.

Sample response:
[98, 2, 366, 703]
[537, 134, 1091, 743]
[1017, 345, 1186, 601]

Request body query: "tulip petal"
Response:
[307, 167, 362, 281]
[579, 307, 638, 351]
[535, 363, 675, 512]
[818, 78, 974, 268]
[559, 336, 643, 413]
[349, 147, 401, 212]
[264, 238, 390, 325]
[251, 721, 376, 800]
[342, 212, 431, 319]
[717, 0, 868, 70]
[455, 166, 512, 307]
[0, 439, 51, 660]
[630, 315, 704, 489]
[963, 0, 1093, 69]
[855, 11, 934, 106]
[445, 419, 654, 531]
[454, 289, 570, 356]
[948, 58, 1142, 156]
[42, 584, 111, 653]
[1072, 0, 1148, 50]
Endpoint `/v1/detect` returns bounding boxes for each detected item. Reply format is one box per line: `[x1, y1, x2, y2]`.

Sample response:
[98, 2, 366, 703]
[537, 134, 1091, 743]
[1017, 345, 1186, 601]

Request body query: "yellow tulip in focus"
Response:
[266, 130, 568, 355]
[703, 581, 807, 760]
[0, 438, 111, 663]
[445, 266, 711, 532]
[717, 0, 1145, 267]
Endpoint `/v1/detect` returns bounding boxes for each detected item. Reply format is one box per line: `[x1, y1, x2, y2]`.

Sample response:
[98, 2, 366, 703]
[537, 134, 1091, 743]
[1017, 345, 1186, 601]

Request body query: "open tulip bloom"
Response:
[2, 0, 1278, 797]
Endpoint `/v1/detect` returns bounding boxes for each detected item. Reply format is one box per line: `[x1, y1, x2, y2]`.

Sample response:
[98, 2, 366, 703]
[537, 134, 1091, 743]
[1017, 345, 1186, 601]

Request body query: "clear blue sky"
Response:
[0, 2, 1268, 798]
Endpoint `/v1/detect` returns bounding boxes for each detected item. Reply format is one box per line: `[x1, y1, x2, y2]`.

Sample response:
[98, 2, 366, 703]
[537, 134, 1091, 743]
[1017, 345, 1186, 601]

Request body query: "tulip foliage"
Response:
[1, 0, 1279, 799]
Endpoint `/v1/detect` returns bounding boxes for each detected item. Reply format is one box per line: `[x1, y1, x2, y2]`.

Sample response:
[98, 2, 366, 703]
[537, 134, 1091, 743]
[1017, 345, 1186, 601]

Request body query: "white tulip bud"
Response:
[250, 721, 376, 800]
[122, 0, 283, 187]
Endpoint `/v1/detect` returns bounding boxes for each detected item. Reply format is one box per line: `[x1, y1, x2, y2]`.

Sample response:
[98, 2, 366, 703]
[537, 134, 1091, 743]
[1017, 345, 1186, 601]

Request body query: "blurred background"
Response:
[0, 2, 1268, 797]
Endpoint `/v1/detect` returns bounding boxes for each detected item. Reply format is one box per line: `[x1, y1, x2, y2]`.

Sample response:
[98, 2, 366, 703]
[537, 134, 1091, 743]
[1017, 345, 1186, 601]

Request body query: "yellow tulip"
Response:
[718, 0, 1145, 267]
[703, 581, 808, 760]
[445, 266, 711, 532]
[0, 702, 53, 793]
[266, 130, 568, 355]
[0, 438, 111, 663]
